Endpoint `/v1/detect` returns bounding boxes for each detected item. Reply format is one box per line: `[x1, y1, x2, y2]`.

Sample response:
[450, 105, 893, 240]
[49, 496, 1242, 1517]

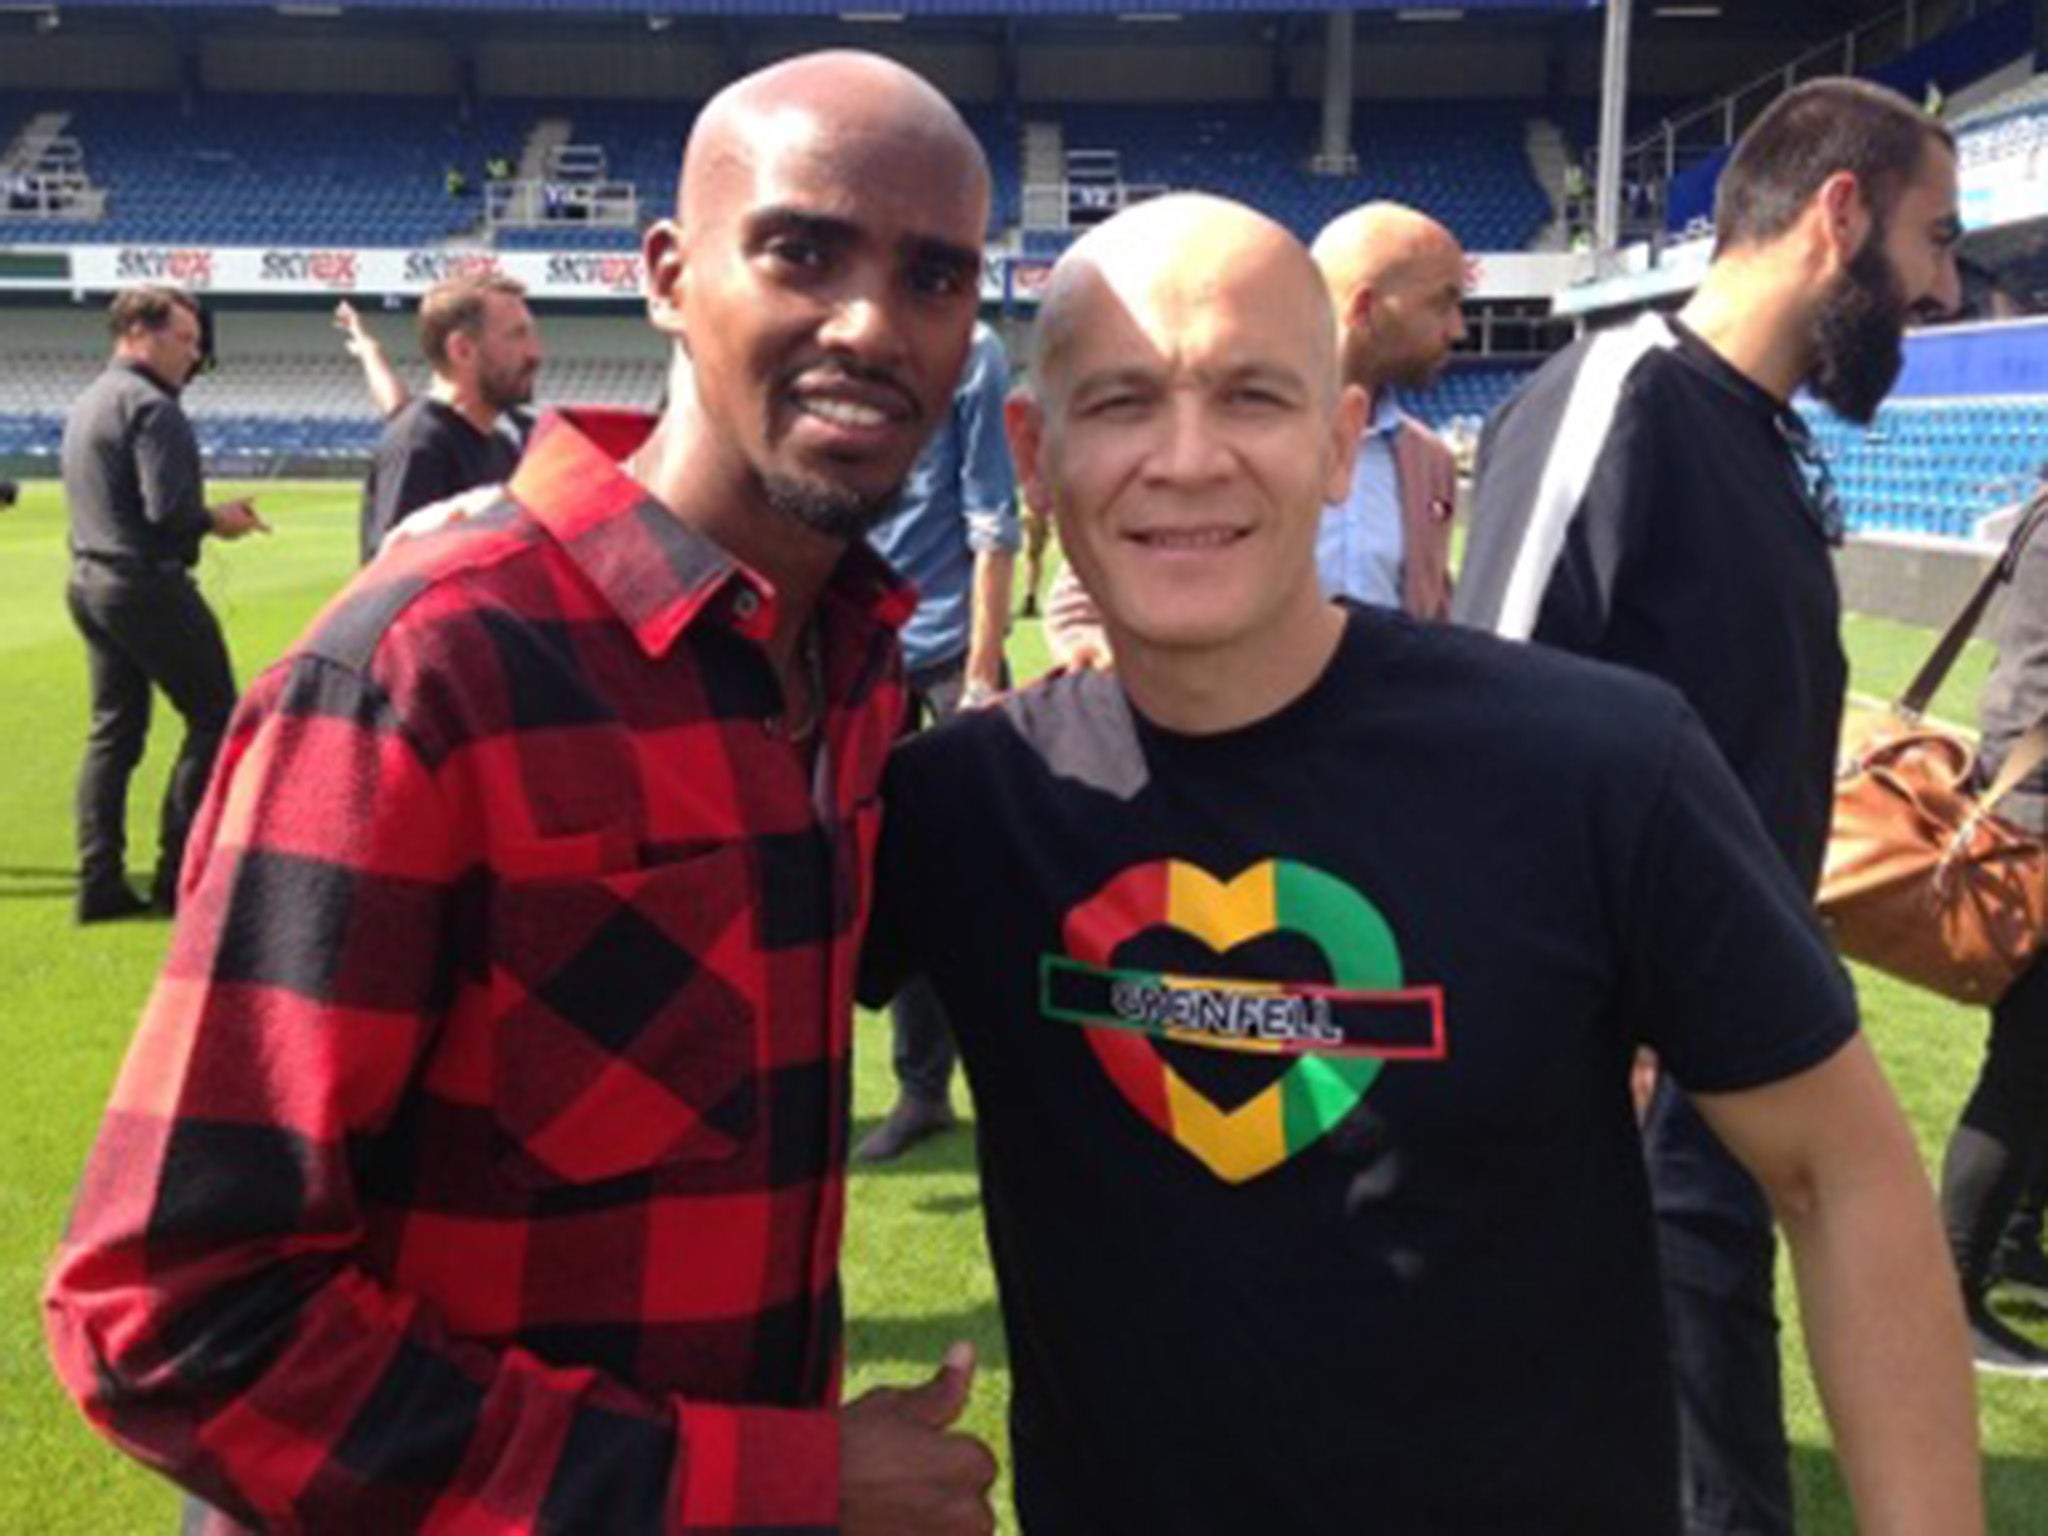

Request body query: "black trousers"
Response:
[1942, 951, 2048, 1297]
[1644, 1080, 1792, 1536]
[66, 560, 236, 901]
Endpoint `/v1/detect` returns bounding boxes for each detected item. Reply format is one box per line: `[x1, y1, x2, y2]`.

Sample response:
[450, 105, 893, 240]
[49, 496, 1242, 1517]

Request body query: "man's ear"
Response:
[644, 218, 687, 339]
[1323, 382, 1370, 507]
[1813, 170, 1871, 272]
[1005, 389, 1052, 515]
[1342, 281, 1377, 338]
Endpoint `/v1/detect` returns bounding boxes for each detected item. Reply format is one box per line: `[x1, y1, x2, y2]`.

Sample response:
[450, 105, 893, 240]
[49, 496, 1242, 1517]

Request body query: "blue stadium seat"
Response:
[1802, 396, 2048, 542]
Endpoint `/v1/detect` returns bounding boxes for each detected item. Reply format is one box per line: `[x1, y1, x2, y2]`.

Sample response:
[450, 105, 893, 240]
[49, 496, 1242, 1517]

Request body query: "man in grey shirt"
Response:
[63, 286, 267, 922]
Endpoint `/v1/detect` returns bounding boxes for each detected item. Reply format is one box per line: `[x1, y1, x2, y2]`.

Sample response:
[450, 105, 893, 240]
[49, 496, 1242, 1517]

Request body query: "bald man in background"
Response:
[1044, 200, 1465, 668]
[48, 52, 996, 1536]
[864, 192, 1978, 1534]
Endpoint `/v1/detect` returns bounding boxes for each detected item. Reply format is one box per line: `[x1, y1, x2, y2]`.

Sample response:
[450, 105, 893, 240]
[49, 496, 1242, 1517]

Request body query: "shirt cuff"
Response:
[676, 1400, 840, 1532]
[963, 510, 1022, 554]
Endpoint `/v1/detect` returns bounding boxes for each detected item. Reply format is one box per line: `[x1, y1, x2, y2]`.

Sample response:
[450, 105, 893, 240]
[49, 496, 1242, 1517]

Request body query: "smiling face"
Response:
[1012, 198, 1364, 669]
[653, 63, 990, 542]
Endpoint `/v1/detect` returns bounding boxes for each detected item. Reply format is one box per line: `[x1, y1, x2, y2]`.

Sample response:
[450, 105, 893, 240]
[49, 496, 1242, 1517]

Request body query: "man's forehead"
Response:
[1918, 142, 1961, 208]
[692, 100, 983, 225]
[1881, 139, 1960, 216]
[1055, 263, 1323, 383]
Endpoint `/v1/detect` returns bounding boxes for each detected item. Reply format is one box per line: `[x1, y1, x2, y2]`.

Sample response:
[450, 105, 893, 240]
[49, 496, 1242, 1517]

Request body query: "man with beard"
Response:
[1455, 77, 1961, 1536]
[352, 273, 542, 564]
[47, 52, 998, 1535]
[62, 286, 269, 922]
[1043, 200, 1465, 669]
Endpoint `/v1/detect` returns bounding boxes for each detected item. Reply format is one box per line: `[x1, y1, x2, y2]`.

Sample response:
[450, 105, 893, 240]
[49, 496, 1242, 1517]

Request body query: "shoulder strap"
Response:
[1898, 485, 2048, 719]
[1976, 718, 2048, 815]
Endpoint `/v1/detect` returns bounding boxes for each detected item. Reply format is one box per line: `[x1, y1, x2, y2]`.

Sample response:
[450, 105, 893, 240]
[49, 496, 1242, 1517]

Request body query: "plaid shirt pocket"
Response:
[489, 845, 760, 1187]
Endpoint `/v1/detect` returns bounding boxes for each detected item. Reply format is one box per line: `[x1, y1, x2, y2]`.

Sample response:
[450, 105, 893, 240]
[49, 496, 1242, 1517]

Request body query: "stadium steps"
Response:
[1524, 118, 1574, 252]
[1022, 120, 1063, 185]
[520, 117, 574, 182]
[3, 111, 71, 173]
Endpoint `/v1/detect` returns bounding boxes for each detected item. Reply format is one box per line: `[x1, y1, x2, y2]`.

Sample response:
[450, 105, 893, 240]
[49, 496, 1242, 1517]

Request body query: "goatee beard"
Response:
[762, 474, 903, 542]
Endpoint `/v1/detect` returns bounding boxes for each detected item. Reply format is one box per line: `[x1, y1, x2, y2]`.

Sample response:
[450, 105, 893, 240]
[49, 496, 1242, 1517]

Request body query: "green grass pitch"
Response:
[0, 479, 2041, 1532]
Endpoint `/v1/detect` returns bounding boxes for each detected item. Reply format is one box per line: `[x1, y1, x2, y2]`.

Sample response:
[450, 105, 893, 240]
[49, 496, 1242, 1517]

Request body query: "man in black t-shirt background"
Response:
[1457, 79, 1963, 1536]
[343, 274, 542, 564]
[864, 191, 1978, 1535]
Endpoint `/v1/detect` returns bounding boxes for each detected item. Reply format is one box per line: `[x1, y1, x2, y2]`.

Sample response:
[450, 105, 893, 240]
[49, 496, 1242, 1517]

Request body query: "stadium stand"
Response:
[0, 346, 664, 467]
[0, 94, 488, 248]
[1404, 360, 1531, 437]
[1, 92, 1548, 253]
[1805, 397, 2048, 540]
[1035, 101, 1549, 250]
[1660, 0, 2036, 232]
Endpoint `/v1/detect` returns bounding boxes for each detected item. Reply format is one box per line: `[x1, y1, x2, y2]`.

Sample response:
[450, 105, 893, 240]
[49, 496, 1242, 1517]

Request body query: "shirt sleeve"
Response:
[44, 653, 838, 1534]
[1619, 699, 1859, 1093]
[956, 335, 1020, 556]
[1458, 364, 1654, 652]
[1979, 525, 2048, 792]
[1548, 404, 1655, 656]
[131, 395, 211, 538]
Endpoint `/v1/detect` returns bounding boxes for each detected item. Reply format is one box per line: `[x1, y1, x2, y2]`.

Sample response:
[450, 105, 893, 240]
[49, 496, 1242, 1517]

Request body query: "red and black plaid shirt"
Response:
[46, 410, 912, 1534]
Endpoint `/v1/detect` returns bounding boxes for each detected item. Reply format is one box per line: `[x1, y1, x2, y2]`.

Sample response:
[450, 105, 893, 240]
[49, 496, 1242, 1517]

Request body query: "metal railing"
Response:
[484, 177, 639, 232]
[0, 170, 104, 222]
[1618, 0, 1985, 210]
[1020, 180, 1171, 232]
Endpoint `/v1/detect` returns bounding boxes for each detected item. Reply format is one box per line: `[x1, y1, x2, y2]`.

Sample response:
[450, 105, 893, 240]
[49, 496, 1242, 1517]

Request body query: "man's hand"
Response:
[841, 1342, 997, 1535]
[208, 499, 271, 540]
[332, 301, 374, 358]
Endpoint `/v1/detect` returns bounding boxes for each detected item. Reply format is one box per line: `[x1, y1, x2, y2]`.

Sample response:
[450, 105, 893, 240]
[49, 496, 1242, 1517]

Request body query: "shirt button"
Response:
[733, 589, 760, 622]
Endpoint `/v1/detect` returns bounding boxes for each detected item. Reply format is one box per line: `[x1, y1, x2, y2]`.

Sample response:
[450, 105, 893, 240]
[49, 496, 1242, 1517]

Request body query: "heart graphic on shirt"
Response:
[1043, 859, 1445, 1184]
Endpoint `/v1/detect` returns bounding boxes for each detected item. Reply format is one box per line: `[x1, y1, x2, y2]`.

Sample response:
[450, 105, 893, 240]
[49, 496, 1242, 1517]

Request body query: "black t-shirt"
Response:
[864, 607, 1857, 1535]
[1455, 313, 1847, 893]
[358, 397, 524, 565]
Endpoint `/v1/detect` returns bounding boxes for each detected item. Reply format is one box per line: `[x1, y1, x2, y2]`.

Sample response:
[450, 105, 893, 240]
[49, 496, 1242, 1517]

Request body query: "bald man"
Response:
[1042, 199, 1464, 668]
[48, 53, 996, 1536]
[862, 194, 1979, 1533]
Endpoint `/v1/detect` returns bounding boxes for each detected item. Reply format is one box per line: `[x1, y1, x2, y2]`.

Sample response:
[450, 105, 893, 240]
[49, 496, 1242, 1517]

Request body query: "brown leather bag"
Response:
[1818, 494, 2048, 1004]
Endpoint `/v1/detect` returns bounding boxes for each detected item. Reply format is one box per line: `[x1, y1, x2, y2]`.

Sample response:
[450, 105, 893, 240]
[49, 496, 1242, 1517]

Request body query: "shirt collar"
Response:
[1365, 386, 1404, 441]
[507, 408, 916, 659]
[1666, 316, 1786, 422]
[115, 358, 181, 399]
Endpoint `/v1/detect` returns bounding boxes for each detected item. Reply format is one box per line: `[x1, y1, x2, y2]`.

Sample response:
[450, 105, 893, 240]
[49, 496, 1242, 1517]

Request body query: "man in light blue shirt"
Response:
[1307, 202, 1467, 613]
[858, 320, 1020, 1161]
[1315, 386, 1410, 608]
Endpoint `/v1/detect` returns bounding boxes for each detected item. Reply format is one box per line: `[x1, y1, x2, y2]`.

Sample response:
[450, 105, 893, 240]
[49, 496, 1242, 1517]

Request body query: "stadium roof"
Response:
[46, 0, 1604, 14]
